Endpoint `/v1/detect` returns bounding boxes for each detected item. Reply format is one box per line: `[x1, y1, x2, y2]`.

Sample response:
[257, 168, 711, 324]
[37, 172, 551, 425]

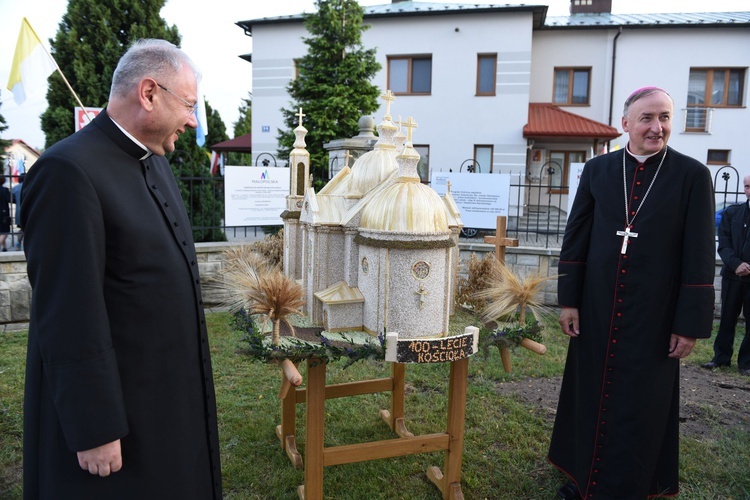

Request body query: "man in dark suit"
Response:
[21, 39, 222, 498]
[703, 174, 750, 376]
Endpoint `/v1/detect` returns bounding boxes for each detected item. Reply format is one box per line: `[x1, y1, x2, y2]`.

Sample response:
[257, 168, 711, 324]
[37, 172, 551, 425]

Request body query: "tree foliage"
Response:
[276, 0, 381, 190]
[41, 0, 180, 147]
[39, 0, 228, 242]
[0, 102, 10, 153]
[228, 92, 252, 166]
[168, 99, 227, 242]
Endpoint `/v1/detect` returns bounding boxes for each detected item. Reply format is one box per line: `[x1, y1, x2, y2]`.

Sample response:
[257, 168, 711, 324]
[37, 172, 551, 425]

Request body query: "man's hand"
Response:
[559, 307, 580, 338]
[77, 439, 122, 477]
[668, 334, 696, 359]
[736, 262, 750, 277]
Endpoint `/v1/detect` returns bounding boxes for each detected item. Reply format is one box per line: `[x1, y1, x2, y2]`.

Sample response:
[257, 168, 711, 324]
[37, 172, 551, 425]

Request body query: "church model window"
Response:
[411, 260, 431, 280]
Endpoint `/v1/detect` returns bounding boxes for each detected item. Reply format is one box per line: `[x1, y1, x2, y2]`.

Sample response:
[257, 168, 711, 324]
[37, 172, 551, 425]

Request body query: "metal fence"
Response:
[3, 162, 739, 251]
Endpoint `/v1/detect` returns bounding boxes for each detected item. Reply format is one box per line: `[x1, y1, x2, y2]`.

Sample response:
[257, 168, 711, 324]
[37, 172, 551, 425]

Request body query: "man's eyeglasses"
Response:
[157, 83, 198, 116]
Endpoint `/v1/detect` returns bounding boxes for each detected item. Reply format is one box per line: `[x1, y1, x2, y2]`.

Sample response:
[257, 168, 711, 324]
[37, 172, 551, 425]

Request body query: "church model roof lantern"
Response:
[348, 91, 400, 196]
[359, 115, 449, 234]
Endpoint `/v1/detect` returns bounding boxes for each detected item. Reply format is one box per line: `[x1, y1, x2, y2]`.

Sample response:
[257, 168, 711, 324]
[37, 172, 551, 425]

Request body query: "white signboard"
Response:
[74, 107, 103, 132]
[224, 166, 290, 226]
[430, 172, 510, 229]
[566, 162, 586, 219]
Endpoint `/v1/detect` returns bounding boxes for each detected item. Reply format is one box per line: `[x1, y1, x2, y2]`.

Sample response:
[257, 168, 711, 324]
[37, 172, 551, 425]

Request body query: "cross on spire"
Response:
[344, 150, 352, 168]
[380, 90, 396, 118]
[296, 107, 305, 127]
[403, 116, 418, 143]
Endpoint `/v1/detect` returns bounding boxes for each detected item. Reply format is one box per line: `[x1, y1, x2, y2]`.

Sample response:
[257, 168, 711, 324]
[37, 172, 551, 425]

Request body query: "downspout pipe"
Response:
[608, 27, 623, 128]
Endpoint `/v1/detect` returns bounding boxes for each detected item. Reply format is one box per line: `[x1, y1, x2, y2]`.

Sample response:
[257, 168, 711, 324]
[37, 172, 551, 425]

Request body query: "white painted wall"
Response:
[248, 12, 750, 191]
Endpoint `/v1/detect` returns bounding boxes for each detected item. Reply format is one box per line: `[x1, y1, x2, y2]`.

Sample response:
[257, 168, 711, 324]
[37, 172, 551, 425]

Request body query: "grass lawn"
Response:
[1, 310, 749, 498]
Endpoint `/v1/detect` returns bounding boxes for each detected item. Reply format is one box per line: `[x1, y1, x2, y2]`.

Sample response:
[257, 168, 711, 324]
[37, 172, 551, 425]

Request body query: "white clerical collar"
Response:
[109, 116, 153, 160]
[626, 145, 661, 164]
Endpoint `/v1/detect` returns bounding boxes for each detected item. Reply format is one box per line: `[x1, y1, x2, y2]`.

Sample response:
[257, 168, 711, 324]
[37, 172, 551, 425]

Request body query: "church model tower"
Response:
[281, 91, 464, 339]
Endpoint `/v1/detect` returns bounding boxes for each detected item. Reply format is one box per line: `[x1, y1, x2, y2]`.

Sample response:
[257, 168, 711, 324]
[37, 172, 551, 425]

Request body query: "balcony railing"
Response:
[683, 106, 714, 133]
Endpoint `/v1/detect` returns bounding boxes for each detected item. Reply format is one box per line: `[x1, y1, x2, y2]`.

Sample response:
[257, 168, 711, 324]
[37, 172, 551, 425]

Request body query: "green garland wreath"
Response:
[233, 309, 385, 367]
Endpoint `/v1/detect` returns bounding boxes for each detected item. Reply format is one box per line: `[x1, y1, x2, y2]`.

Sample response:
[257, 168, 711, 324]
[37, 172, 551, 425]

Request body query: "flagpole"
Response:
[36, 42, 94, 122]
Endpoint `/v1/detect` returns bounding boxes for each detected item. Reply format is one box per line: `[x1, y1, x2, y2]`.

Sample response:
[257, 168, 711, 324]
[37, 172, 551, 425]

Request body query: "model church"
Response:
[281, 91, 464, 339]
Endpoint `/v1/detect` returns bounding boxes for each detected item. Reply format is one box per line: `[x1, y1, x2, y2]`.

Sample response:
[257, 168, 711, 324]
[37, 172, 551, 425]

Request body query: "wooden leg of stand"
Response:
[277, 377, 303, 469]
[379, 363, 413, 437]
[427, 357, 467, 500]
[302, 359, 326, 500]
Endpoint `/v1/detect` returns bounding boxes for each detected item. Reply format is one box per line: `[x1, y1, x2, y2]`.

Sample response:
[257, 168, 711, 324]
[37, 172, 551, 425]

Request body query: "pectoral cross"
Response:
[616, 225, 638, 254]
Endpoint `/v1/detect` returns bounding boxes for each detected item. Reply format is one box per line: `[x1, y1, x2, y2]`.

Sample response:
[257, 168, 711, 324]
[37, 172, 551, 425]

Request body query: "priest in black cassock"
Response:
[548, 87, 716, 499]
[22, 40, 222, 498]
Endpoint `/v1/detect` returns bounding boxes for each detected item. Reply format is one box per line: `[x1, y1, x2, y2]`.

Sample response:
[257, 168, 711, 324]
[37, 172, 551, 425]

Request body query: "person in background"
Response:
[703, 174, 750, 376]
[21, 39, 221, 498]
[0, 177, 11, 251]
[549, 87, 715, 499]
[11, 173, 24, 250]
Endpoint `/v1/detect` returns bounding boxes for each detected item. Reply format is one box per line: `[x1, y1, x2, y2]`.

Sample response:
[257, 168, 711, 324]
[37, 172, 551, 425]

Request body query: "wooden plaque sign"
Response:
[385, 326, 479, 364]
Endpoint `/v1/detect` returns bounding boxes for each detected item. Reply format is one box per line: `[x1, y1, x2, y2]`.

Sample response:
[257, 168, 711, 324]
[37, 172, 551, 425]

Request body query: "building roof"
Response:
[210, 133, 252, 152]
[237, 2, 548, 33]
[523, 103, 621, 140]
[237, 2, 749, 34]
[544, 11, 750, 29]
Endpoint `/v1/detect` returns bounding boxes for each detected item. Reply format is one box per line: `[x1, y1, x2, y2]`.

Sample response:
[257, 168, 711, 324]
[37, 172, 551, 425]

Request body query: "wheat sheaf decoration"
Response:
[215, 246, 305, 345]
[214, 245, 306, 395]
[475, 259, 556, 372]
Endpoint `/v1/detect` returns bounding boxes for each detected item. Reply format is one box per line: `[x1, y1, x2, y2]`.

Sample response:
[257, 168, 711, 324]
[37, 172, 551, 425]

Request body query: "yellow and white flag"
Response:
[7, 18, 57, 106]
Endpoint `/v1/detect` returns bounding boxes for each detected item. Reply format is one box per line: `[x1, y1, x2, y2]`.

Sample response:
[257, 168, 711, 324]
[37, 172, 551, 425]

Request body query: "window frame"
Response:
[706, 149, 731, 166]
[688, 67, 745, 108]
[414, 144, 430, 183]
[552, 67, 591, 106]
[473, 145, 494, 173]
[387, 55, 433, 95]
[476, 54, 497, 96]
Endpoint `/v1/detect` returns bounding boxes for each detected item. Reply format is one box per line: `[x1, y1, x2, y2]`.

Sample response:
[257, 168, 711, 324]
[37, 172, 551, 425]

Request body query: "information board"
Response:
[430, 172, 510, 229]
[224, 166, 290, 226]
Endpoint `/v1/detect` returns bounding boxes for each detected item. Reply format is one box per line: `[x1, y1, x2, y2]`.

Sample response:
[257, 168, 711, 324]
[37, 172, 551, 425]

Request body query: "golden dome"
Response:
[360, 178, 449, 233]
[348, 146, 399, 196]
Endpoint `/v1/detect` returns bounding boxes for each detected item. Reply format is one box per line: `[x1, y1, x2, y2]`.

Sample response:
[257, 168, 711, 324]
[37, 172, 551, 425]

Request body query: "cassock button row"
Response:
[639, 166, 645, 171]
[616, 312, 622, 317]
[152, 184, 158, 189]
[173, 221, 179, 227]
[633, 195, 639, 200]
[621, 269, 627, 274]
[164, 202, 169, 207]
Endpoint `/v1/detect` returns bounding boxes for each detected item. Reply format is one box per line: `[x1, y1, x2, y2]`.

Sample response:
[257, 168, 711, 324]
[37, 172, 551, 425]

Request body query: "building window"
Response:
[553, 68, 590, 105]
[707, 149, 731, 165]
[474, 145, 493, 173]
[476, 54, 497, 96]
[388, 56, 432, 95]
[414, 145, 430, 183]
[687, 68, 745, 131]
[549, 151, 586, 194]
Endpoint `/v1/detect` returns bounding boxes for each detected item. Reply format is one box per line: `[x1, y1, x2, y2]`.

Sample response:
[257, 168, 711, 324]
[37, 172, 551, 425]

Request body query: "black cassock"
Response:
[22, 111, 221, 498]
[548, 147, 715, 498]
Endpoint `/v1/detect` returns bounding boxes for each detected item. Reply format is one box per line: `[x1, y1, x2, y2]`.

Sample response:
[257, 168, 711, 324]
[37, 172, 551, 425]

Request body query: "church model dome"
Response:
[360, 178, 449, 233]
[360, 117, 449, 234]
[348, 120, 398, 196]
